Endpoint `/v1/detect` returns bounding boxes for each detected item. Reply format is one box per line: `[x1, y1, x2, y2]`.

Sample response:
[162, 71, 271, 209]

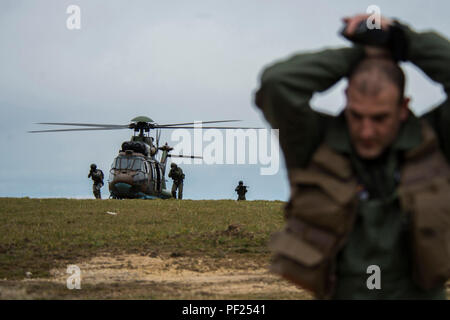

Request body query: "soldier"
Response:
[235, 181, 248, 201]
[255, 14, 450, 299]
[168, 163, 184, 199]
[88, 163, 104, 199]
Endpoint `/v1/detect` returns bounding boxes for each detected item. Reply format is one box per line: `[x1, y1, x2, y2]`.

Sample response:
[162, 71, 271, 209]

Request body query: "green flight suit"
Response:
[255, 22, 450, 299]
[235, 184, 248, 200]
[169, 167, 184, 199]
[88, 169, 104, 199]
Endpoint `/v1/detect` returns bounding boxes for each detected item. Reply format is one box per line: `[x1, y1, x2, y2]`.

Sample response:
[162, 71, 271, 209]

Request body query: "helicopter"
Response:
[29, 116, 257, 199]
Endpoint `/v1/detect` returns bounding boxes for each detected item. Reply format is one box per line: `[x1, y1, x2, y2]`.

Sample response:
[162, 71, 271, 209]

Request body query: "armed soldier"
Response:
[88, 163, 104, 199]
[255, 14, 450, 299]
[168, 163, 184, 199]
[235, 181, 248, 201]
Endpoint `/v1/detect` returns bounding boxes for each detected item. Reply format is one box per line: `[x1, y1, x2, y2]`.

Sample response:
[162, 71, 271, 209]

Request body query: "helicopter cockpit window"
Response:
[113, 158, 124, 170]
[131, 159, 143, 171]
[113, 157, 145, 171]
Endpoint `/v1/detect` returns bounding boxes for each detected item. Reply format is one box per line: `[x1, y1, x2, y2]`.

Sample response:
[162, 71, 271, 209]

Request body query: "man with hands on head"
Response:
[255, 14, 450, 299]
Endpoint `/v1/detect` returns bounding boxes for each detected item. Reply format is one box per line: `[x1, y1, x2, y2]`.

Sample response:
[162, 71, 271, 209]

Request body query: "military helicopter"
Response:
[29, 116, 257, 199]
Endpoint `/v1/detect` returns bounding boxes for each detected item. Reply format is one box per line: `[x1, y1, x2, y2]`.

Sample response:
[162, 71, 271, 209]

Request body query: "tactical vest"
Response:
[92, 170, 104, 184]
[269, 121, 450, 299]
[169, 168, 184, 182]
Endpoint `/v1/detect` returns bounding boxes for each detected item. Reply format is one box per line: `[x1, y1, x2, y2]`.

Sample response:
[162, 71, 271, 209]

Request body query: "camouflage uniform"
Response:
[168, 163, 184, 199]
[88, 164, 104, 199]
[255, 21, 450, 299]
[235, 181, 248, 200]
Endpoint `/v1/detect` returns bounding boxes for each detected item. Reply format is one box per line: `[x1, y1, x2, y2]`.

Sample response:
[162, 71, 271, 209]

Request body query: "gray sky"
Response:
[1, 0, 449, 200]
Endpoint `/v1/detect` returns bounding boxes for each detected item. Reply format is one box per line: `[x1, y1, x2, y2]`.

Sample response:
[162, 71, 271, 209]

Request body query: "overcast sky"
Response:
[1, 0, 449, 200]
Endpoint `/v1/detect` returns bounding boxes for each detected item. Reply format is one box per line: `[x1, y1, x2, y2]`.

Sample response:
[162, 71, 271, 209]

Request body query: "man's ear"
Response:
[400, 96, 411, 121]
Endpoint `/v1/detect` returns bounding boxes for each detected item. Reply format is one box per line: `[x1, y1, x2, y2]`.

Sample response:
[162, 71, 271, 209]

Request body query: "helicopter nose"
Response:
[114, 182, 132, 195]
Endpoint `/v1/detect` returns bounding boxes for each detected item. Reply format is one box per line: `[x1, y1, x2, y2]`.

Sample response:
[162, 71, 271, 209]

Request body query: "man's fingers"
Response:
[343, 14, 392, 36]
[342, 14, 371, 35]
[380, 17, 393, 30]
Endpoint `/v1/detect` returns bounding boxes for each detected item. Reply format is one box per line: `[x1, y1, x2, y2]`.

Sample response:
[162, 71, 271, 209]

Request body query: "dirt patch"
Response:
[0, 254, 311, 299]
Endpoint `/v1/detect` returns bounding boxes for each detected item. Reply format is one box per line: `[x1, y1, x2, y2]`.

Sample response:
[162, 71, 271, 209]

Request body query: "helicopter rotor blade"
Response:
[36, 122, 129, 128]
[167, 154, 203, 159]
[28, 127, 130, 133]
[156, 120, 240, 127]
[156, 126, 264, 129]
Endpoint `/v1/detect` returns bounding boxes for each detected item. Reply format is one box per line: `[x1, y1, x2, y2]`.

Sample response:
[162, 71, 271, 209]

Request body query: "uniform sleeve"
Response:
[402, 23, 450, 160]
[254, 46, 364, 168]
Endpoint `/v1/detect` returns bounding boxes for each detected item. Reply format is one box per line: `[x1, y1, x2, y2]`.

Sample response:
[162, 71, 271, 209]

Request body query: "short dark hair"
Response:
[348, 58, 406, 105]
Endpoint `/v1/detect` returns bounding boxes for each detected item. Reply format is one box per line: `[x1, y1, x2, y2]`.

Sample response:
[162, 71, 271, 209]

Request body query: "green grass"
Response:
[0, 198, 285, 280]
[1, 198, 448, 300]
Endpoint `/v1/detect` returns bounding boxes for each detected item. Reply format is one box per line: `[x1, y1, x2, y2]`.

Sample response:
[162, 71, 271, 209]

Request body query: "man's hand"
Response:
[342, 14, 392, 36]
[342, 14, 393, 58]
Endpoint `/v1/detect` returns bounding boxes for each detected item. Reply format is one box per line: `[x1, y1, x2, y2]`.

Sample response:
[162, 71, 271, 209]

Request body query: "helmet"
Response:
[171, 163, 177, 168]
[90, 164, 97, 170]
[239, 180, 243, 185]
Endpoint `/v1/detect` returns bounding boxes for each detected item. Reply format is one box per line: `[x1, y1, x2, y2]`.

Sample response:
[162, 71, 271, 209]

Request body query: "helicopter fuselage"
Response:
[108, 148, 172, 200]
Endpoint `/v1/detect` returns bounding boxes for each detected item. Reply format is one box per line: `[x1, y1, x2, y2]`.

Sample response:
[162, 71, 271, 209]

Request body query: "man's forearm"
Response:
[254, 46, 364, 168]
[403, 24, 450, 94]
[402, 23, 450, 160]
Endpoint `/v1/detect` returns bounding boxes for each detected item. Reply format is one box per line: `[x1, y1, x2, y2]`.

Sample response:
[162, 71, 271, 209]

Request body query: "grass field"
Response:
[0, 198, 286, 278]
[0, 198, 312, 299]
[1, 198, 448, 300]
